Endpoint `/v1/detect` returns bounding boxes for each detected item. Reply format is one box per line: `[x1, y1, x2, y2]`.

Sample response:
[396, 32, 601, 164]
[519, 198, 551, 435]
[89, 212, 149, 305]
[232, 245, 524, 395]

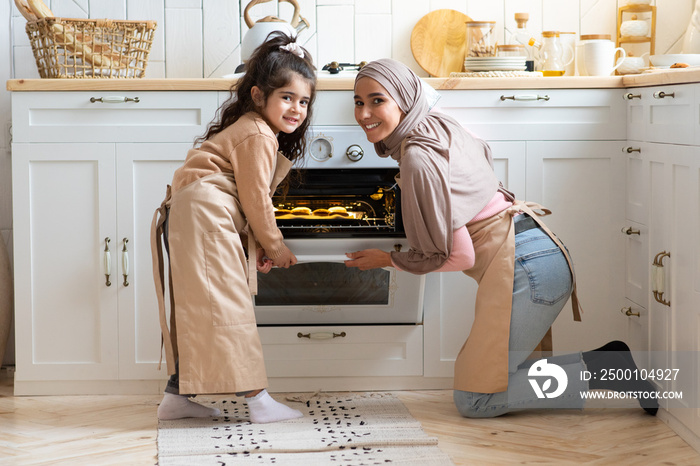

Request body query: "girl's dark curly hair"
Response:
[196, 31, 316, 165]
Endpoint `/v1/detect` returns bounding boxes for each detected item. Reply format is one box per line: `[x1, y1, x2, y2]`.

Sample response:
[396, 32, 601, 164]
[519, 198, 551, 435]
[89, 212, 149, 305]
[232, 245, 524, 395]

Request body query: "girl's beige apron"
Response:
[151, 153, 291, 395]
[454, 201, 582, 394]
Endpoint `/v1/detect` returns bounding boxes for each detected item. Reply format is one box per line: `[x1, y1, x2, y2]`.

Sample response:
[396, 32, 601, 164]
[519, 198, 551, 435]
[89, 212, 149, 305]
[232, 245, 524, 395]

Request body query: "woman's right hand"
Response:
[271, 247, 297, 268]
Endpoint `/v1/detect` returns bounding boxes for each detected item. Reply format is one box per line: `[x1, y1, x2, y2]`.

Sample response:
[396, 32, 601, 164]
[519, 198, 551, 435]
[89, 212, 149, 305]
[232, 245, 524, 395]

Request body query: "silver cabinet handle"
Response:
[500, 94, 550, 101]
[90, 96, 140, 103]
[103, 237, 112, 287]
[621, 307, 640, 317]
[121, 238, 130, 287]
[652, 251, 671, 306]
[297, 331, 346, 340]
[653, 91, 675, 99]
[621, 227, 640, 235]
[623, 93, 641, 100]
[624, 147, 641, 153]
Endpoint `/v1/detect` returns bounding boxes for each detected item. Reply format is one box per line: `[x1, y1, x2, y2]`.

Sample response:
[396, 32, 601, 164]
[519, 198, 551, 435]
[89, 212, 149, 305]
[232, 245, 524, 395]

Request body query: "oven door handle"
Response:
[295, 254, 350, 263]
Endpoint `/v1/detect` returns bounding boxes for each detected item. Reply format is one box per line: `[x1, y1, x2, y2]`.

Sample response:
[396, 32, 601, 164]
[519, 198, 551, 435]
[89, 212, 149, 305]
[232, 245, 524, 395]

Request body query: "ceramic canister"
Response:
[577, 34, 612, 76]
[620, 16, 649, 37]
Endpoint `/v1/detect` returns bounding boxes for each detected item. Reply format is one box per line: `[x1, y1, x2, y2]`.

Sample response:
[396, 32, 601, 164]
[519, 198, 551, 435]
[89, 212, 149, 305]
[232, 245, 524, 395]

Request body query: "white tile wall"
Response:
[7, 0, 692, 79]
[0, 0, 694, 365]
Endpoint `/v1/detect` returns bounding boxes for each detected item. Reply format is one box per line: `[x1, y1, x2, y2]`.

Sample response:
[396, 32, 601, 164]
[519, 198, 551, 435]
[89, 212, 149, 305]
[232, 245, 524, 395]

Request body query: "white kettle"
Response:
[241, 0, 310, 62]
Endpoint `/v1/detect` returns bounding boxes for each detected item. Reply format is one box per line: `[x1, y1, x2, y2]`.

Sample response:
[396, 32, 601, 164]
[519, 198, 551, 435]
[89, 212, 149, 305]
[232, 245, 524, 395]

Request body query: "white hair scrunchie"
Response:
[279, 42, 305, 58]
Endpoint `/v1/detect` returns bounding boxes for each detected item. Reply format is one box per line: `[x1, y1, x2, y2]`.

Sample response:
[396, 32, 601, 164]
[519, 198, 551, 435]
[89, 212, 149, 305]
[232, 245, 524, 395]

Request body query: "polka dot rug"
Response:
[157, 392, 454, 465]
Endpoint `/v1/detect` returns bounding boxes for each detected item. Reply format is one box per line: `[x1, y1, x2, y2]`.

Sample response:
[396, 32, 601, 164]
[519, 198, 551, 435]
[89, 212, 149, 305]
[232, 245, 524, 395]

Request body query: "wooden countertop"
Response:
[6, 68, 700, 91]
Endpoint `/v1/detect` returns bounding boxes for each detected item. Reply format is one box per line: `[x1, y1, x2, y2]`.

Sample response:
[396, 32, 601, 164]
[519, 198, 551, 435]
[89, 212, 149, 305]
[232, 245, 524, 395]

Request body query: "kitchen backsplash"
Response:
[8, 0, 692, 79]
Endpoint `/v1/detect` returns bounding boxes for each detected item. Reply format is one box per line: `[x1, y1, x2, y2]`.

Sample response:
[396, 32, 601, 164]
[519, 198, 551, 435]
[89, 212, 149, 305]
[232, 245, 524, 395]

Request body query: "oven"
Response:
[253, 126, 426, 325]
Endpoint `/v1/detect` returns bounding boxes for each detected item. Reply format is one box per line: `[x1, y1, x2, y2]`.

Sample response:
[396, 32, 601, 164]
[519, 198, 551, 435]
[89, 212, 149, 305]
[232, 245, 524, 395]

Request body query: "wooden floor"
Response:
[2, 372, 699, 465]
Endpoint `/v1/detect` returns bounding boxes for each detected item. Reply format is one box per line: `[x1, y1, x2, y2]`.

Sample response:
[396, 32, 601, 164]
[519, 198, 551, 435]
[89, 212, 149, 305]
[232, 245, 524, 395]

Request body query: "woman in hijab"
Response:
[344, 58, 658, 417]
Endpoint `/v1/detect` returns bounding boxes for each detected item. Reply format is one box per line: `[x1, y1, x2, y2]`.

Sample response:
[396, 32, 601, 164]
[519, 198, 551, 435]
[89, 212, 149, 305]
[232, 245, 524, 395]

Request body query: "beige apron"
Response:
[151, 153, 292, 395]
[454, 200, 582, 393]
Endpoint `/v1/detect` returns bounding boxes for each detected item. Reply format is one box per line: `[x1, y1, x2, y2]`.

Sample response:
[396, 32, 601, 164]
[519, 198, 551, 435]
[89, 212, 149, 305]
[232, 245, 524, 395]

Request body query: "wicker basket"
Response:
[26, 17, 156, 78]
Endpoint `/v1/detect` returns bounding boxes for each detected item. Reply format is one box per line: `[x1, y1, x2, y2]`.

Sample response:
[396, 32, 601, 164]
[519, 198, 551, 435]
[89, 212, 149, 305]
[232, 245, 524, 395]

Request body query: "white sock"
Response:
[245, 389, 304, 424]
[157, 392, 221, 420]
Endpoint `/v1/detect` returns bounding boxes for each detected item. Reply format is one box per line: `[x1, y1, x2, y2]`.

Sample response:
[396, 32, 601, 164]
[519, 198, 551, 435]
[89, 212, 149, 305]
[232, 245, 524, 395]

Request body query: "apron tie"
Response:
[151, 185, 177, 374]
[247, 228, 258, 295]
[509, 200, 582, 322]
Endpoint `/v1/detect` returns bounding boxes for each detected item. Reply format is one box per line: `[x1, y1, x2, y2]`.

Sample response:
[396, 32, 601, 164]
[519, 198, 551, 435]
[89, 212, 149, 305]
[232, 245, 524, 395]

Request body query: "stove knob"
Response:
[345, 144, 364, 162]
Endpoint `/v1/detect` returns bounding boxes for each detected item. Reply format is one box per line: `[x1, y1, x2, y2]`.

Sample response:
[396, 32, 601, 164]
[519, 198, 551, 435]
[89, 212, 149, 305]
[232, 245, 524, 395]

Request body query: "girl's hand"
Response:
[344, 249, 392, 270]
[271, 248, 297, 269]
[256, 248, 273, 274]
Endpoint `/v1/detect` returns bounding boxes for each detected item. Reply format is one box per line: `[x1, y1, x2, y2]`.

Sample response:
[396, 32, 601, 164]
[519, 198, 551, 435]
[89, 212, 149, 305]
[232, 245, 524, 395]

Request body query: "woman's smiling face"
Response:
[354, 77, 405, 144]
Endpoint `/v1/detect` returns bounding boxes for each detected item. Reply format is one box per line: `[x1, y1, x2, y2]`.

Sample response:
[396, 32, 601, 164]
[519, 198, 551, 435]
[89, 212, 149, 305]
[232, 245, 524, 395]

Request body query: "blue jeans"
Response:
[454, 226, 587, 417]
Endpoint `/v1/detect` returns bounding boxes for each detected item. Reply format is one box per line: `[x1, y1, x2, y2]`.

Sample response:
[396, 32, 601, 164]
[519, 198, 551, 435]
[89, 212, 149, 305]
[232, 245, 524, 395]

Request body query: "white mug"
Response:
[583, 40, 626, 76]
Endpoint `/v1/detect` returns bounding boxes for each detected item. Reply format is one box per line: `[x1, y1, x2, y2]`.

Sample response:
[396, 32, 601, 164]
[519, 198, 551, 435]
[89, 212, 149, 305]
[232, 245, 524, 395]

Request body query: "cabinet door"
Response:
[115, 143, 188, 380]
[526, 141, 626, 352]
[423, 142, 525, 378]
[645, 142, 700, 430]
[642, 142, 672, 408]
[12, 143, 118, 382]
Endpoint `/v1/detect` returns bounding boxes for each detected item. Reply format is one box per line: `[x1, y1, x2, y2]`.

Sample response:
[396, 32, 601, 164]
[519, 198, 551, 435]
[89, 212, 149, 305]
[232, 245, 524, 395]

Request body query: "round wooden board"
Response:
[410, 9, 472, 77]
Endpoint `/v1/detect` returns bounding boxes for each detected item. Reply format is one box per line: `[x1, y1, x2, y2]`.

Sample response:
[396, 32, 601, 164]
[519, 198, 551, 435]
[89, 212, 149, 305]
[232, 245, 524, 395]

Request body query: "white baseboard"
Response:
[658, 409, 700, 453]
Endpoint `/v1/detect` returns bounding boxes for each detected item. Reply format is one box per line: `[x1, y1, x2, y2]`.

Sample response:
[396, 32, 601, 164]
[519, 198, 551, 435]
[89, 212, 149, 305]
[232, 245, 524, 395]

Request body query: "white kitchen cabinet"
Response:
[11, 91, 215, 394]
[423, 141, 525, 377]
[12, 143, 187, 393]
[12, 143, 119, 383]
[525, 140, 626, 352]
[622, 141, 649, 351]
[115, 144, 189, 380]
[623, 79, 700, 443]
[641, 141, 700, 434]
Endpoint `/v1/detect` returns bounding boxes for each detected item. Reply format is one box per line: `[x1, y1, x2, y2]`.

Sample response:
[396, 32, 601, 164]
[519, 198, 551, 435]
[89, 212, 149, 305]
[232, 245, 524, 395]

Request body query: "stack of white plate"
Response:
[463, 56, 527, 71]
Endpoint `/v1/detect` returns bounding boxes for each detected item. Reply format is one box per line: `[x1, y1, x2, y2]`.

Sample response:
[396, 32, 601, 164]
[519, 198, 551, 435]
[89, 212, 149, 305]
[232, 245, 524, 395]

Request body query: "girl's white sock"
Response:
[245, 389, 303, 423]
[157, 392, 221, 420]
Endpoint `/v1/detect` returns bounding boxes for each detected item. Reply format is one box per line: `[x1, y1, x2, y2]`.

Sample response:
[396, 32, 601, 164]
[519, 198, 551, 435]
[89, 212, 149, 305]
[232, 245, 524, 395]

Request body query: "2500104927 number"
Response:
[600, 368, 679, 381]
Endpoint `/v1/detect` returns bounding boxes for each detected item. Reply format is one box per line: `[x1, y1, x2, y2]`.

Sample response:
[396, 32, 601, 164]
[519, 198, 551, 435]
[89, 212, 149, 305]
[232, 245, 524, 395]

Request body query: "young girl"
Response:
[151, 32, 316, 423]
[346, 59, 658, 417]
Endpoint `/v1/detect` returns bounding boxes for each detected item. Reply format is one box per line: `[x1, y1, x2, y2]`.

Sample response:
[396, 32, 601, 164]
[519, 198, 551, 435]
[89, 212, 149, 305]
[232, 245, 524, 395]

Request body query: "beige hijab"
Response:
[355, 59, 500, 273]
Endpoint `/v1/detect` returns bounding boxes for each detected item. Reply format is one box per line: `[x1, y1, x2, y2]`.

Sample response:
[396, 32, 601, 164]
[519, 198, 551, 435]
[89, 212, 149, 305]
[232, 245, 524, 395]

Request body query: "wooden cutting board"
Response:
[411, 9, 472, 77]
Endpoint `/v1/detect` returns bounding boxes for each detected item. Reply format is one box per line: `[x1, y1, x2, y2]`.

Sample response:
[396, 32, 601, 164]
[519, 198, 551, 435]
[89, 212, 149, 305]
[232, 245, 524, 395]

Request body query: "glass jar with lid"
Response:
[466, 21, 497, 57]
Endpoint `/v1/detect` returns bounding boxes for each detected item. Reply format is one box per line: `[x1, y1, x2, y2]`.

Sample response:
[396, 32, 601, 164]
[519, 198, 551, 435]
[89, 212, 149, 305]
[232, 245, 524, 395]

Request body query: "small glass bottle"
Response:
[511, 13, 536, 70]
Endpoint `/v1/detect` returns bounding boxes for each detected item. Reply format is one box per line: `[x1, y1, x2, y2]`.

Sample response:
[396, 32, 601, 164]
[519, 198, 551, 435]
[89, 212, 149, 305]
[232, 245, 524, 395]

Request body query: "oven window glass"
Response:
[255, 263, 390, 306]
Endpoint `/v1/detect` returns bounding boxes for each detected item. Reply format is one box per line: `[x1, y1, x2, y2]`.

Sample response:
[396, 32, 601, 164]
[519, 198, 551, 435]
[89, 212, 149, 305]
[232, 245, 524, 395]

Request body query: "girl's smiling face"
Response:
[354, 77, 405, 143]
[253, 72, 312, 134]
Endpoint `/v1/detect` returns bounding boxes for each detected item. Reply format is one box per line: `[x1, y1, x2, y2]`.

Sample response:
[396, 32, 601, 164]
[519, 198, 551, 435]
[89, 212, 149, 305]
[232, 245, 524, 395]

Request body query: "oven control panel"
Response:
[304, 126, 396, 169]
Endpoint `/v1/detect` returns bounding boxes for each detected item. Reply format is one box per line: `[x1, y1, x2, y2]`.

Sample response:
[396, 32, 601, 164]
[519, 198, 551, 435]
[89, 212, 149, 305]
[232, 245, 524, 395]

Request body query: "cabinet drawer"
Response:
[259, 325, 423, 377]
[435, 89, 626, 140]
[642, 85, 694, 145]
[12, 91, 219, 143]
